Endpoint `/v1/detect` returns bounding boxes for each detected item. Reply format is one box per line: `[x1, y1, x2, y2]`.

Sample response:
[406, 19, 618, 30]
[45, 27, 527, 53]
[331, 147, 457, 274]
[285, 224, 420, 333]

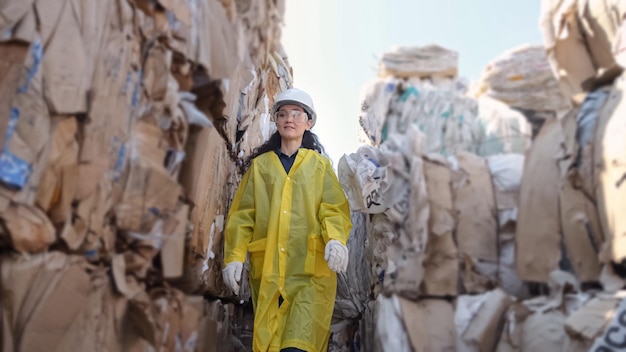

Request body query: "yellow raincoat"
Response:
[224, 148, 352, 352]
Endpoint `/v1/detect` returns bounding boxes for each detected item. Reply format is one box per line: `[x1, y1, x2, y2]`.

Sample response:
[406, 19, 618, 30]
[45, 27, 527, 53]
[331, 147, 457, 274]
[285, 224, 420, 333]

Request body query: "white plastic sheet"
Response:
[475, 96, 532, 157]
[338, 146, 391, 214]
[373, 295, 412, 352]
[487, 154, 525, 226]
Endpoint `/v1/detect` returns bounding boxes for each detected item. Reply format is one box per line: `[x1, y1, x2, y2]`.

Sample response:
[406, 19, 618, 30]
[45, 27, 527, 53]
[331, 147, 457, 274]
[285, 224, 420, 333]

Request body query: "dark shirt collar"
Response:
[275, 148, 299, 159]
[275, 148, 299, 173]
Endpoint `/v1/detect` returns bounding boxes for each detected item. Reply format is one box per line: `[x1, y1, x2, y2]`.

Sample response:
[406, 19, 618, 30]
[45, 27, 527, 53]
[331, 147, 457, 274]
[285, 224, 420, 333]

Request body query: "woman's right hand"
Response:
[222, 262, 244, 294]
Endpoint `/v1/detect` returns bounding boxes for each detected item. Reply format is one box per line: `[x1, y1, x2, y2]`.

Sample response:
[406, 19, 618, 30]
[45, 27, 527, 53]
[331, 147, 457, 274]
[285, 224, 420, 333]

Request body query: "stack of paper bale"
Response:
[361, 46, 480, 155]
[514, 0, 626, 288]
[334, 2, 626, 351]
[334, 44, 534, 352]
[456, 1, 626, 348]
[0, 0, 292, 350]
[177, 0, 294, 300]
[469, 44, 571, 139]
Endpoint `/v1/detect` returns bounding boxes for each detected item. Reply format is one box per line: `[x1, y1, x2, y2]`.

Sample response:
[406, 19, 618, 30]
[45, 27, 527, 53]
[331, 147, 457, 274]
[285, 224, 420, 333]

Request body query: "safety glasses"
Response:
[274, 109, 309, 123]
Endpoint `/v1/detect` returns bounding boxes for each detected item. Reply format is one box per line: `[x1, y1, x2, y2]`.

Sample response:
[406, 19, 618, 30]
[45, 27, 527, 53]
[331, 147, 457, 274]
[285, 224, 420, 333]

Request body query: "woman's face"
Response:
[275, 104, 313, 141]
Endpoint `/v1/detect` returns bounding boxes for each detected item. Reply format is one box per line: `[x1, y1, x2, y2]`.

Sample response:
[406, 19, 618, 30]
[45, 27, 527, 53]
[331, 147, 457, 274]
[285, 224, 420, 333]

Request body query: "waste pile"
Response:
[0, 0, 292, 350]
[334, 2, 626, 349]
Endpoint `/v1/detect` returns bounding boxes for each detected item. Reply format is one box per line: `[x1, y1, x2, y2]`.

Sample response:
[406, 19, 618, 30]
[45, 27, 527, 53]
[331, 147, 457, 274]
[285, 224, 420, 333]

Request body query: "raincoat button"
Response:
[283, 210, 287, 214]
[281, 247, 285, 252]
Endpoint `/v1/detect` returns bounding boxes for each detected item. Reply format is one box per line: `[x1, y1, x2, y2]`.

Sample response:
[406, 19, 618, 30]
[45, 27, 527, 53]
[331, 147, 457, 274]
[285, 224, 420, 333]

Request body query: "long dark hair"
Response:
[242, 130, 327, 172]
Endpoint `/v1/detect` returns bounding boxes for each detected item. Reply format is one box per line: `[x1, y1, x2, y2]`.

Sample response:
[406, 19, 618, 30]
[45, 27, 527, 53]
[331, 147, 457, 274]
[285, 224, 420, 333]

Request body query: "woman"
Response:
[222, 88, 352, 352]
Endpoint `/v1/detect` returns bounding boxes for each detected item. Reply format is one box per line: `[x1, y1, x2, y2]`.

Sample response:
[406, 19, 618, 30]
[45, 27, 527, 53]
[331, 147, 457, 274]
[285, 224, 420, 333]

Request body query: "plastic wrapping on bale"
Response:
[487, 154, 524, 227]
[481, 45, 554, 89]
[485, 154, 530, 298]
[569, 87, 607, 197]
[328, 319, 360, 352]
[335, 212, 371, 320]
[338, 146, 398, 214]
[471, 44, 571, 112]
[359, 75, 482, 155]
[576, 88, 610, 157]
[359, 78, 397, 145]
[358, 301, 376, 352]
[385, 82, 480, 156]
[497, 240, 531, 299]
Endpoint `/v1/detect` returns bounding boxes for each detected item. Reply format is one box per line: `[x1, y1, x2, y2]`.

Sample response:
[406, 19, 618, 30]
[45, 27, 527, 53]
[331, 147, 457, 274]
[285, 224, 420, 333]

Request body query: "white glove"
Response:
[324, 240, 349, 273]
[222, 262, 243, 294]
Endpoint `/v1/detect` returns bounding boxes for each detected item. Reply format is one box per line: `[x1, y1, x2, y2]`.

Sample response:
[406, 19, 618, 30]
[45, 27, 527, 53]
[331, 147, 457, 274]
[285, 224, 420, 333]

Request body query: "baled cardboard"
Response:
[178, 124, 230, 294]
[516, 116, 567, 282]
[422, 156, 458, 297]
[453, 151, 498, 263]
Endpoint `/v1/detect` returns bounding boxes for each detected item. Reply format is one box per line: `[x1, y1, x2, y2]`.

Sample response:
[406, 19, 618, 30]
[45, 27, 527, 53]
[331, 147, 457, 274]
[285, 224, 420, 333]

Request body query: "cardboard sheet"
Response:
[516, 116, 567, 282]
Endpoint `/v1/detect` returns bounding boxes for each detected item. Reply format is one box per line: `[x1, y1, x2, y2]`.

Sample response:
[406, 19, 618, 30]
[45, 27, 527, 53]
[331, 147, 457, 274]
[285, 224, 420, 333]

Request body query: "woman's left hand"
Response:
[324, 240, 349, 273]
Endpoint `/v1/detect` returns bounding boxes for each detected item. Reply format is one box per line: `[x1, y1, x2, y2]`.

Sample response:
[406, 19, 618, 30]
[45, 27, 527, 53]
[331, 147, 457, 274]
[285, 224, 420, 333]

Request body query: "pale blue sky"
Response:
[282, 1, 543, 165]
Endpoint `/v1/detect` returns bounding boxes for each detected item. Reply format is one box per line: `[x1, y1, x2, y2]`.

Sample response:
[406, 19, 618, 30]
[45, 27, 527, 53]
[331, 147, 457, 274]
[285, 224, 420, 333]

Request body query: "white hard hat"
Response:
[270, 88, 317, 127]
